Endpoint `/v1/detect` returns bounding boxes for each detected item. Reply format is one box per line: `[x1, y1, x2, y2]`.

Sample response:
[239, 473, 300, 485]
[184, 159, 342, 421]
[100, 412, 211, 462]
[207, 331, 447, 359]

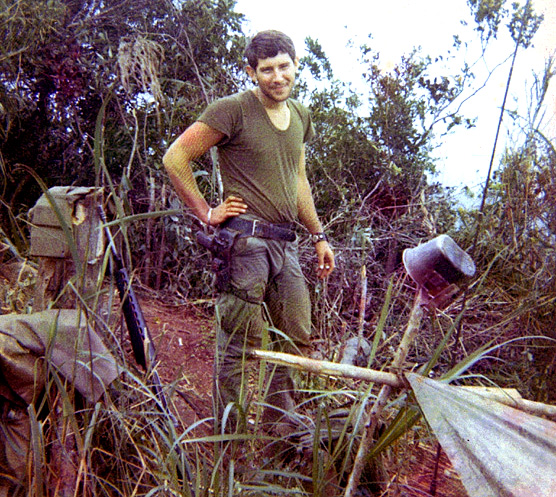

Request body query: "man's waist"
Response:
[221, 217, 297, 242]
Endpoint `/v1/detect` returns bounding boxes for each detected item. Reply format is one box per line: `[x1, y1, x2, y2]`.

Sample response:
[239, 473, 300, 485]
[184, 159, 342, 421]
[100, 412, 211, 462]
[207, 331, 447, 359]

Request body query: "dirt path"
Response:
[141, 297, 215, 432]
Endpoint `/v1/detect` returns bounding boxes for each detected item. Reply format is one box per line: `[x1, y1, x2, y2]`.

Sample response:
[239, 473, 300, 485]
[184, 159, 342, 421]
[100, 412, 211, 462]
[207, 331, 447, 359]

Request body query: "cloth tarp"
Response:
[0, 309, 119, 493]
[0, 309, 119, 404]
[408, 373, 556, 497]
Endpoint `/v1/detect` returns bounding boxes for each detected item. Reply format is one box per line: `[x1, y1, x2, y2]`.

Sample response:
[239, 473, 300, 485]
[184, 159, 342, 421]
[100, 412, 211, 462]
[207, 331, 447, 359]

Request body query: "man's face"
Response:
[247, 52, 299, 104]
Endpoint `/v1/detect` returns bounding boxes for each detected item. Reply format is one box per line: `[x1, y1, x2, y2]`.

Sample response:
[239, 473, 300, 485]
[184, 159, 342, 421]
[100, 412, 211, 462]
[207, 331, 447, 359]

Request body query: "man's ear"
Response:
[294, 57, 300, 69]
[246, 65, 256, 83]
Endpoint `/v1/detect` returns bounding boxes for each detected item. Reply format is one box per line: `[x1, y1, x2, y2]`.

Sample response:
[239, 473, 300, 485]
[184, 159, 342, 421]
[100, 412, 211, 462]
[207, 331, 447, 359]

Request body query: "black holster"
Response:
[196, 229, 237, 292]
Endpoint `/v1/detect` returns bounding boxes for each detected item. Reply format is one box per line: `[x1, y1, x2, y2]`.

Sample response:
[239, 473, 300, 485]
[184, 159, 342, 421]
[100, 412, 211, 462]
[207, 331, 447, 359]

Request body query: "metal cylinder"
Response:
[402, 235, 475, 295]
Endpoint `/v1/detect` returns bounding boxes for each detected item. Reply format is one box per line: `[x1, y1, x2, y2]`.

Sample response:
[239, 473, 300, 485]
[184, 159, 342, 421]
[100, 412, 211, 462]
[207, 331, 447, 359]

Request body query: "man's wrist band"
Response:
[310, 232, 328, 244]
[206, 208, 213, 226]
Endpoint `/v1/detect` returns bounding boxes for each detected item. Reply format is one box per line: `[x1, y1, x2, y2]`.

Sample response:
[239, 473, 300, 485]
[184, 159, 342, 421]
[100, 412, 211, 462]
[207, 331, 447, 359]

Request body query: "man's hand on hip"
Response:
[208, 195, 248, 225]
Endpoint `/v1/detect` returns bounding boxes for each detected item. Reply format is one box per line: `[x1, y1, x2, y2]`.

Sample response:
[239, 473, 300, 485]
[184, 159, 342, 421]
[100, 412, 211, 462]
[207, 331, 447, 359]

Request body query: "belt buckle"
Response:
[251, 219, 259, 236]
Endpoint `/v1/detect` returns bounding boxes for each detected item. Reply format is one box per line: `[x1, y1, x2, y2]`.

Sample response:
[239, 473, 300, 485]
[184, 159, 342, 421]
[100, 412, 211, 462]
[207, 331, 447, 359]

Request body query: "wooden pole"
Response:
[344, 289, 426, 496]
[253, 350, 556, 420]
[252, 349, 403, 388]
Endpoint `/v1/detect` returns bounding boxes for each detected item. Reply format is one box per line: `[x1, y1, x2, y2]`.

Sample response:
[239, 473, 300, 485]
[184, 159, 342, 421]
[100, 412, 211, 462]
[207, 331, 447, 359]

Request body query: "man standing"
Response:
[163, 30, 334, 436]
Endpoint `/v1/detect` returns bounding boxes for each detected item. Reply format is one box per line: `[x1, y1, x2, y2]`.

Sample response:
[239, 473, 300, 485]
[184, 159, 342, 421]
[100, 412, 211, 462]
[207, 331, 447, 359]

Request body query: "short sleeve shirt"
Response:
[198, 90, 314, 224]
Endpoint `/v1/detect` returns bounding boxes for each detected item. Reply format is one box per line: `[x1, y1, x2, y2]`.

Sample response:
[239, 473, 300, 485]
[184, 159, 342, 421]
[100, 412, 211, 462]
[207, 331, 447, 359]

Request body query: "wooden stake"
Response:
[344, 290, 425, 496]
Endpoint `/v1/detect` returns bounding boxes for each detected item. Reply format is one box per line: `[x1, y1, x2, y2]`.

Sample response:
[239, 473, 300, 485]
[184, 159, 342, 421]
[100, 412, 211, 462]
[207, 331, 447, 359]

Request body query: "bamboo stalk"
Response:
[344, 290, 426, 496]
[458, 386, 556, 420]
[253, 350, 556, 420]
[154, 183, 167, 290]
[252, 349, 403, 387]
[144, 173, 155, 285]
[254, 350, 556, 428]
[356, 265, 367, 345]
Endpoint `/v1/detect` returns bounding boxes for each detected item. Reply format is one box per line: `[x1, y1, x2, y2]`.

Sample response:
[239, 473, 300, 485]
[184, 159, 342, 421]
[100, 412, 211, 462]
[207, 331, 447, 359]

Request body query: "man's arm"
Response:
[297, 145, 335, 278]
[163, 121, 247, 225]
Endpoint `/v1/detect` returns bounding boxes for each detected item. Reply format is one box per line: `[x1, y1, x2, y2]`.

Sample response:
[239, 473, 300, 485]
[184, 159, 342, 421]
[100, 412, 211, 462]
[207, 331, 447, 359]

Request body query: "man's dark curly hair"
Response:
[244, 30, 296, 69]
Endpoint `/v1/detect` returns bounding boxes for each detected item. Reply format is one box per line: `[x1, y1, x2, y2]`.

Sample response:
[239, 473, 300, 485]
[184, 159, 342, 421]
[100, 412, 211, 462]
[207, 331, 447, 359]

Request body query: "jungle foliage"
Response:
[1, 0, 554, 398]
[0, 0, 555, 494]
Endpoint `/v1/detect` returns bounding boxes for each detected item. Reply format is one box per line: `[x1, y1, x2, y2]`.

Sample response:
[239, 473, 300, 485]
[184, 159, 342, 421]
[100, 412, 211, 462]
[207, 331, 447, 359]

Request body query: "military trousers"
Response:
[214, 234, 312, 433]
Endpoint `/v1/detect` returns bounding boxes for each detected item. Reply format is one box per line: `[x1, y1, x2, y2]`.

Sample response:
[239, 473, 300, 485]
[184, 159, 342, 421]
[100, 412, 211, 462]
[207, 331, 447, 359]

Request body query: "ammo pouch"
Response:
[196, 229, 238, 292]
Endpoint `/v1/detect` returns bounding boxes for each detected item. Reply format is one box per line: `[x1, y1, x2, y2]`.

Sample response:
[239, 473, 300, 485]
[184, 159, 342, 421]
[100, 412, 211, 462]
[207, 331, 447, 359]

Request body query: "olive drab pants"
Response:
[214, 235, 312, 434]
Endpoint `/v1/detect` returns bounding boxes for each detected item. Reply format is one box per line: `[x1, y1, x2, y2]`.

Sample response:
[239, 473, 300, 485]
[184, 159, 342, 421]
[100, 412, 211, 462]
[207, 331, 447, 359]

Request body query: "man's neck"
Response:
[253, 88, 290, 130]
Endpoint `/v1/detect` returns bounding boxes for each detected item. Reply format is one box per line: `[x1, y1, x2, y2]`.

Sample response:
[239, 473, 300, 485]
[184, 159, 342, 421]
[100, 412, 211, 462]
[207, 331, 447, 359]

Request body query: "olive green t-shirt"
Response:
[198, 90, 315, 224]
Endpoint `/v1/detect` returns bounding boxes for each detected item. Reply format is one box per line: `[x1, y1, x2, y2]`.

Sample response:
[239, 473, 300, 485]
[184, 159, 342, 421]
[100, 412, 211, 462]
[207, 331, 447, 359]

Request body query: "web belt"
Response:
[222, 217, 296, 242]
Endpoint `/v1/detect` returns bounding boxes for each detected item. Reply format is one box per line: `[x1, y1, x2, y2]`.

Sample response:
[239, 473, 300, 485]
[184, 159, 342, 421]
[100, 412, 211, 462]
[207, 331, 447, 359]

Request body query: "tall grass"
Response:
[4, 147, 555, 495]
[4, 220, 553, 496]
